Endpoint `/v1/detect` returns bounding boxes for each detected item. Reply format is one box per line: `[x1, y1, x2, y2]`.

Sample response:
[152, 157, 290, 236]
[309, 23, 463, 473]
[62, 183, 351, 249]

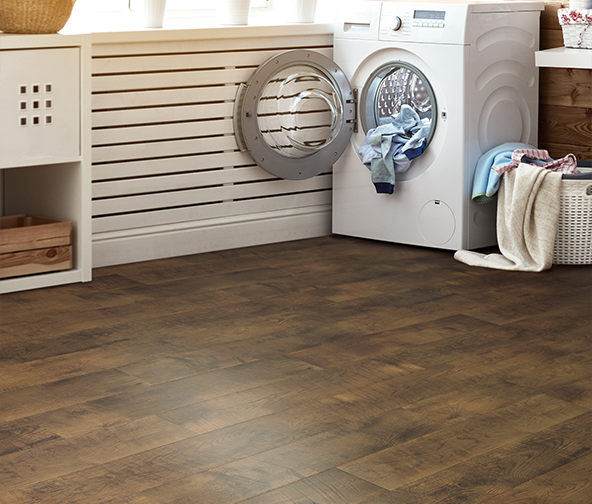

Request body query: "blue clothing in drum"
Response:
[359, 105, 431, 194]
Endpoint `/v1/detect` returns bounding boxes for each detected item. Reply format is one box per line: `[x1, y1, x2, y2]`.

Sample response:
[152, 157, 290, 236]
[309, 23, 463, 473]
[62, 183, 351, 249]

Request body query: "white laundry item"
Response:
[454, 163, 562, 271]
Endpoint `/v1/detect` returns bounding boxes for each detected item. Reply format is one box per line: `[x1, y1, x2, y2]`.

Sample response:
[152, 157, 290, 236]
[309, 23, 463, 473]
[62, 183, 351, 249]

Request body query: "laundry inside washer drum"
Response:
[359, 105, 432, 194]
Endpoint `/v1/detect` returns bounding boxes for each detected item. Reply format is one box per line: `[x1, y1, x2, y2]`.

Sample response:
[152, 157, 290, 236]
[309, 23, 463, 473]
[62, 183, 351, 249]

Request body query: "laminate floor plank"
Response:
[139, 457, 306, 504]
[0, 369, 145, 423]
[480, 452, 592, 503]
[369, 412, 591, 504]
[237, 468, 387, 504]
[1, 295, 198, 340]
[0, 415, 195, 491]
[338, 393, 587, 491]
[0, 236, 589, 503]
[0, 417, 62, 457]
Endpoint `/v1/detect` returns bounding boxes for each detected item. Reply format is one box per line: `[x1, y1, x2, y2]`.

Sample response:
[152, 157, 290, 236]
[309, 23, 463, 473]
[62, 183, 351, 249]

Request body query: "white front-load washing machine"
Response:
[233, 0, 544, 250]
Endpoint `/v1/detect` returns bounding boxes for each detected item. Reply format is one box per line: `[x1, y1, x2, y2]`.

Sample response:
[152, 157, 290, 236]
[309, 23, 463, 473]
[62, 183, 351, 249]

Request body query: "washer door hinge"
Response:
[346, 88, 358, 133]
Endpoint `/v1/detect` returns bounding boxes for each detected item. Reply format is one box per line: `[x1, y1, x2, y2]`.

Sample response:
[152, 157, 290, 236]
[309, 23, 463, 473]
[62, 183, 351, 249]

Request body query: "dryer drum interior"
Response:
[360, 61, 437, 148]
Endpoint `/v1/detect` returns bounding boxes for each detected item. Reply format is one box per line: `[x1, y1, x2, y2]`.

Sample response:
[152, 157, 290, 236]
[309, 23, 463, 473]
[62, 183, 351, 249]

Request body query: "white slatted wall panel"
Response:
[91, 35, 334, 267]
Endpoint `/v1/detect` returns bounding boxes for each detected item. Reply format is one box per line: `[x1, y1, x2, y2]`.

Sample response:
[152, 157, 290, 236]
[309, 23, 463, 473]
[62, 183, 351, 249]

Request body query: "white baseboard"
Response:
[92, 206, 331, 268]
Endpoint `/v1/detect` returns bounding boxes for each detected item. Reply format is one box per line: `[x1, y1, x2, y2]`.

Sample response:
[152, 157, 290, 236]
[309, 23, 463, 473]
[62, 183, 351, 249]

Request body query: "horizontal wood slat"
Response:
[539, 68, 592, 108]
[93, 151, 253, 181]
[92, 102, 235, 128]
[92, 174, 332, 217]
[538, 141, 592, 161]
[92, 192, 332, 234]
[93, 191, 331, 234]
[91, 35, 333, 57]
[93, 166, 274, 198]
[93, 68, 254, 93]
[92, 48, 333, 75]
[93, 119, 234, 146]
[539, 104, 592, 148]
[92, 136, 238, 163]
[92, 86, 239, 111]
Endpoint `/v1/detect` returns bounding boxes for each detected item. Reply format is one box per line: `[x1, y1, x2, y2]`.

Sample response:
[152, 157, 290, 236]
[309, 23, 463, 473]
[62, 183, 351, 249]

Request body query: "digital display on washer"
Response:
[413, 10, 446, 20]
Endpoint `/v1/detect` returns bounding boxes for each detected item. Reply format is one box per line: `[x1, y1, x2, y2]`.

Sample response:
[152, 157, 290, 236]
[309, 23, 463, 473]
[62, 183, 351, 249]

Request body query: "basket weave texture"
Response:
[553, 178, 592, 265]
[0, 0, 74, 34]
[558, 8, 592, 49]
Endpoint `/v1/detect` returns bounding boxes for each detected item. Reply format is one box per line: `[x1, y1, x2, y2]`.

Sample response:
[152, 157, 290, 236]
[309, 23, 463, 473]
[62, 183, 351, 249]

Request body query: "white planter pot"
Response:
[142, 0, 167, 28]
[217, 0, 251, 25]
[287, 0, 317, 23]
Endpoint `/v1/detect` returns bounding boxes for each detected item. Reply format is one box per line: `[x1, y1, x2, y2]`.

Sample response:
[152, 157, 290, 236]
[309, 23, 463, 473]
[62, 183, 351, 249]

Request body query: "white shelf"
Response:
[535, 47, 592, 69]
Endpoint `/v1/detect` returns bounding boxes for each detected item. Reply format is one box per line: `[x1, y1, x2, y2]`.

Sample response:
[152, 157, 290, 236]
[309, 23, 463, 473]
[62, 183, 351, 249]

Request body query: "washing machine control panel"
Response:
[412, 10, 445, 28]
[378, 2, 469, 44]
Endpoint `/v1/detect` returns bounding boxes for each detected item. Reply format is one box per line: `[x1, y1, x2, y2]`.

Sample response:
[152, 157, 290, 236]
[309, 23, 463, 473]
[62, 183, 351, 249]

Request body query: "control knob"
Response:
[391, 16, 402, 31]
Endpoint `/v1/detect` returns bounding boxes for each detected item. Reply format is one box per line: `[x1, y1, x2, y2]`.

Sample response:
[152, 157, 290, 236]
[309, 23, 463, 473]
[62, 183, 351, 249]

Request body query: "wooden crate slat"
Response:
[0, 215, 72, 254]
[0, 246, 72, 279]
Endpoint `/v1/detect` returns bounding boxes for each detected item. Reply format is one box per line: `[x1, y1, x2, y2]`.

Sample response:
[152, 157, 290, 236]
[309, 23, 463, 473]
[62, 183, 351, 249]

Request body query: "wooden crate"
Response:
[0, 215, 72, 279]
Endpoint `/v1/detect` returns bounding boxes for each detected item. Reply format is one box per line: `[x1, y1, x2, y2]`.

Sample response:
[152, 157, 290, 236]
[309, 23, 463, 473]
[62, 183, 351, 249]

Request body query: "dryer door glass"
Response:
[361, 62, 437, 147]
[235, 50, 354, 180]
[257, 67, 343, 160]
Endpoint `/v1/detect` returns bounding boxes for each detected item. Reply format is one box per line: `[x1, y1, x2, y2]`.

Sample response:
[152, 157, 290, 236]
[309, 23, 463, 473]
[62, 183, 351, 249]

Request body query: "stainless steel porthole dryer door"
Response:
[234, 50, 355, 180]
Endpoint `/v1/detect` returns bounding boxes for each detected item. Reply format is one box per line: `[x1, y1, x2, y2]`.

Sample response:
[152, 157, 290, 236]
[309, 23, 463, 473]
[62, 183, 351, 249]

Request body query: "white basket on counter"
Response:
[558, 8, 592, 49]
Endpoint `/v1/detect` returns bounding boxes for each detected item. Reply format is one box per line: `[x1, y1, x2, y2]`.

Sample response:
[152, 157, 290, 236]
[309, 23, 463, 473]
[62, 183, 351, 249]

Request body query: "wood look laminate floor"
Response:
[1, 236, 591, 504]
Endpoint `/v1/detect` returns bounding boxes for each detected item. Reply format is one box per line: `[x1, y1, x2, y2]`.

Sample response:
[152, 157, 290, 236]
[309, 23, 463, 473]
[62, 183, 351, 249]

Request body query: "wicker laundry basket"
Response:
[0, 0, 74, 34]
[553, 173, 592, 265]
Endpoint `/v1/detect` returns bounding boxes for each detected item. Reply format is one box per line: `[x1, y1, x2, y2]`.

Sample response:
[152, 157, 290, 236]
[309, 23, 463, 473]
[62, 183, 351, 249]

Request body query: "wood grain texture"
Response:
[0, 236, 590, 503]
[539, 104, 592, 149]
[538, 1, 591, 161]
[540, 1, 568, 31]
[539, 141, 592, 161]
[539, 68, 592, 108]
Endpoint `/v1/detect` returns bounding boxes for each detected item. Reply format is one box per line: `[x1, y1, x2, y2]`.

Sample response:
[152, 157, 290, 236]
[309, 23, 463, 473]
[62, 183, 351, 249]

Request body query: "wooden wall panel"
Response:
[539, 1, 591, 161]
[539, 68, 592, 108]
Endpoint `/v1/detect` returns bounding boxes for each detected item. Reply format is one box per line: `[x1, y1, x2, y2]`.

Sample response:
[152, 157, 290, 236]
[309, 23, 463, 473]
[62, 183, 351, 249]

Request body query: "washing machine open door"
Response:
[234, 50, 355, 180]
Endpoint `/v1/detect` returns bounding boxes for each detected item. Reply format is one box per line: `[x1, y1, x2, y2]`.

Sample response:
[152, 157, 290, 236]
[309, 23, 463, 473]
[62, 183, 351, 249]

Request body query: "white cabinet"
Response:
[0, 34, 91, 293]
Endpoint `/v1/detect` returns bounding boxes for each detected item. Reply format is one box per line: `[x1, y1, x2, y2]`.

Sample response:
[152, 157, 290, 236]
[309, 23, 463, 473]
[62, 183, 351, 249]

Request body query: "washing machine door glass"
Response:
[361, 62, 437, 147]
[235, 50, 354, 180]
